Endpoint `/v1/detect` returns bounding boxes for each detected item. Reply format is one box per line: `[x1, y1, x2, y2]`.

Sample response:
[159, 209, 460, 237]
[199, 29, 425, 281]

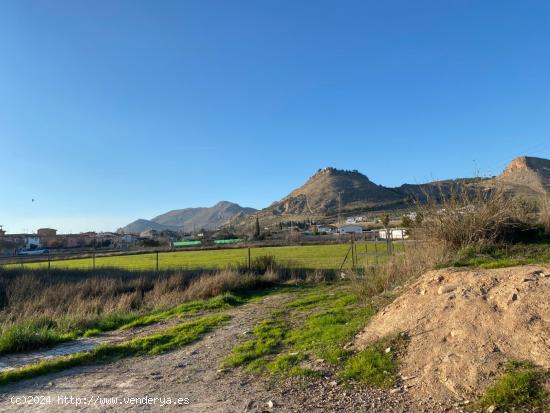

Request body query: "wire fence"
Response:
[0, 233, 412, 274]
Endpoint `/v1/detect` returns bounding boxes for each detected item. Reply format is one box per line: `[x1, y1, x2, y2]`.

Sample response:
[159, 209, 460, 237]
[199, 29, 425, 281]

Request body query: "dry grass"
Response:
[0, 269, 193, 327]
[0, 257, 337, 354]
[0, 267, 281, 330]
[356, 242, 450, 297]
[353, 186, 549, 299]
[0, 267, 271, 350]
[179, 270, 276, 301]
[413, 185, 532, 249]
[539, 195, 550, 235]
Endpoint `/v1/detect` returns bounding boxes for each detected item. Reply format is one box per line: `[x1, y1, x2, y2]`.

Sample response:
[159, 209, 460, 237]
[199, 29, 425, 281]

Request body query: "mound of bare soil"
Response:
[354, 265, 550, 403]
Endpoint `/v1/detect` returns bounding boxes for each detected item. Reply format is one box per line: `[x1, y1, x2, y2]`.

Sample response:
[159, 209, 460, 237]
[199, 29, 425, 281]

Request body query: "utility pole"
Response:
[338, 191, 343, 226]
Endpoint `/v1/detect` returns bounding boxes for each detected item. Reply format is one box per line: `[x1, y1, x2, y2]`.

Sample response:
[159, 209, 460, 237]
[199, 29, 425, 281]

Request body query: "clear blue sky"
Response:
[1, 1, 550, 233]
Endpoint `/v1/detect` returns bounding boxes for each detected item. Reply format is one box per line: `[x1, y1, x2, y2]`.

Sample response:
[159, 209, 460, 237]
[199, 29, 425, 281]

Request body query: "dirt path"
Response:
[0, 293, 449, 413]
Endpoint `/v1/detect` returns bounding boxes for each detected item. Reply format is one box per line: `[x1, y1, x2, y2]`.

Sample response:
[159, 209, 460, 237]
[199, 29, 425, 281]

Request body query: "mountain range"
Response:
[120, 156, 550, 234]
[119, 201, 257, 234]
[266, 156, 549, 216]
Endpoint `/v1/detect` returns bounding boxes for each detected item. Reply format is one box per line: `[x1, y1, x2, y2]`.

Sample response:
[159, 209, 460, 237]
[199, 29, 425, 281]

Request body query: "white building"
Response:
[337, 224, 363, 235]
[25, 236, 41, 249]
[346, 216, 365, 224]
[378, 228, 408, 240]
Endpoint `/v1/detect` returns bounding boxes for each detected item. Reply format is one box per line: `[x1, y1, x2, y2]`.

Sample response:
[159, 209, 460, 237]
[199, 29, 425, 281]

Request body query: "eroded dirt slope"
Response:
[354, 265, 550, 403]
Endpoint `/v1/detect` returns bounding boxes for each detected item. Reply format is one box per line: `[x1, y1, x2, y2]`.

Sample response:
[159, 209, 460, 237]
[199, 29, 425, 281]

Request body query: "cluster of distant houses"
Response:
[0, 228, 138, 256]
[313, 224, 408, 240]
[0, 218, 410, 256]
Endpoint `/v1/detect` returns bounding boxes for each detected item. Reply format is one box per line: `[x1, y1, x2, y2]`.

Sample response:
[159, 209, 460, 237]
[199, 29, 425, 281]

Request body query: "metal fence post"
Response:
[48, 252, 51, 275]
[248, 247, 251, 272]
[351, 240, 355, 270]
[156, 251, 159, 273]
[92, 252, 96, 270]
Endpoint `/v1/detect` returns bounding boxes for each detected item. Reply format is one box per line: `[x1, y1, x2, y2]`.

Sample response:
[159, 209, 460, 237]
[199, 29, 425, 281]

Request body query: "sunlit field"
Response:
[7, 243, 401, 271]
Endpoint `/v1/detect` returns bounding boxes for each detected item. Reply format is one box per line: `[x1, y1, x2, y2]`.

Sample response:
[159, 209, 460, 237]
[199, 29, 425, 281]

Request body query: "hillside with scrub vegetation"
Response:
[228, 156, 550, 234]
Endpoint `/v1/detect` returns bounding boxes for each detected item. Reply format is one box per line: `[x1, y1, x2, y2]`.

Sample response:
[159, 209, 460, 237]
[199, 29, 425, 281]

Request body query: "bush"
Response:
[358, 242, 449, 297]
[413, 185, 533, 249]
[182, 270, 278, 300]
[539, 195, 550, 235]
[251, 255, 277, 273]
[238, 255, 278, 274]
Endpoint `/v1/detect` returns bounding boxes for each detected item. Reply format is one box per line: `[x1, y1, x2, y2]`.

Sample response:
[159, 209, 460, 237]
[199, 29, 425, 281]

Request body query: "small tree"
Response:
[401, 215, 413, 228]
[381, 213, 390, 229]
[254, 215, 261, 239]
[381, 213, 392, 254]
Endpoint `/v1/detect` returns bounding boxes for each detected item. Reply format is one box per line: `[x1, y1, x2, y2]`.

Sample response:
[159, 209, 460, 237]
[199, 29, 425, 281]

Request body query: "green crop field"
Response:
[8, 242, 400, 271]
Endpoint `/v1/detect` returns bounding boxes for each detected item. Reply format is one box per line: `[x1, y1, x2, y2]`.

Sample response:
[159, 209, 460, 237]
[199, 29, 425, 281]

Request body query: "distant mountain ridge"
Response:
[268, 156, 550, 216]
[121, 156, 549, 233]
[120, 201, 257, 234]
[227, 156, 550, 230]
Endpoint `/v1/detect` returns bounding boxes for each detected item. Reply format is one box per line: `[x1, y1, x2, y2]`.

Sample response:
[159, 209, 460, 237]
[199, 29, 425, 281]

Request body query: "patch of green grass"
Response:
[266, 352, 303, 373]
[223, 317, 289, 369]
[226, 284, 378, 382]
[0, 314, 229, 386]
[339, 337, 401, 387]
[14, 243, 397, 271]
[283, 305, 373, 364]
[449, 243, 550, 269]
[0, 292, 245, 356]
[284, 293, 332, 310]
[476, 360, 548, 411]
[284, 287, 359, 311]
[120, 292, 244, 329]
[279, 287, 372, 365]
[0, 319, 75, 355]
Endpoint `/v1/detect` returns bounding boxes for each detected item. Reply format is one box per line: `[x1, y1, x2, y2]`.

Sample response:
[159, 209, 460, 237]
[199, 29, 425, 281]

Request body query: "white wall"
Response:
[378, 228, 408, 239]
[338, 225, 363, 234]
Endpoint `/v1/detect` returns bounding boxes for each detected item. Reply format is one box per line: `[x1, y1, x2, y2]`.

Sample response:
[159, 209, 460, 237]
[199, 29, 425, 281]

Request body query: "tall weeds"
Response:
[413, 185, 532, 249]
[539, 195, 550, 235]
[357, 184, 541, 297]
[358, 242, 449, 297]
[0, 261, 335, 355]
